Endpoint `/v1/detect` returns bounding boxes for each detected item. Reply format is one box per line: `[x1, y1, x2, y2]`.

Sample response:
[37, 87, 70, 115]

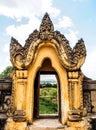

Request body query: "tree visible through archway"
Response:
[39, 74, 58, 116]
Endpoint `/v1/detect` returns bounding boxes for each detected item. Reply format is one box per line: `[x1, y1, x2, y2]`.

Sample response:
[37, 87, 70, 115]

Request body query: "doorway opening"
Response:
[34, 58, 61, 119]
[39, 74, 58, 117]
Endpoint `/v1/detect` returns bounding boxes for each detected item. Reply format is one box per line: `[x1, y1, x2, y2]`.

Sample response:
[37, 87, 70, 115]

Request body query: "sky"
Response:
[0, 0, 96, 80]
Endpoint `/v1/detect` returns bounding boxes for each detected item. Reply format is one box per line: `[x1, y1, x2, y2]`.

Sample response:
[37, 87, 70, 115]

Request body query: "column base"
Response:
[66, 118, 91, 130]
[58, 118, 91, 130]
[5, 117, 29, 130]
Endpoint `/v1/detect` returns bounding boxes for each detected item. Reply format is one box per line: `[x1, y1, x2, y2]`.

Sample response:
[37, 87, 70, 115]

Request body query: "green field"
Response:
[39, 87, 58, 114]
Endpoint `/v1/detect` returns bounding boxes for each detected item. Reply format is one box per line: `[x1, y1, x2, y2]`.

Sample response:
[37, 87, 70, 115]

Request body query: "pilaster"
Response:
[68, 71, 84, 121]
[15, 70, 27, 110]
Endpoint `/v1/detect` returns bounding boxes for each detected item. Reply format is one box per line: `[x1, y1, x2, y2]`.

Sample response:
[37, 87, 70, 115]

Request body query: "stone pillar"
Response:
[68, 71, 80, 109]
[68, 71, 83, 121]
[65, 71, 91, 130]
[5, 70, 28, 130]
[15, 70, 27, 110]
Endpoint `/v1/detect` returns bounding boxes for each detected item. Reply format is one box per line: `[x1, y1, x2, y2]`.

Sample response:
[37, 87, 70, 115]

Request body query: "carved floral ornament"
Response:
[10, 13, 86, 70]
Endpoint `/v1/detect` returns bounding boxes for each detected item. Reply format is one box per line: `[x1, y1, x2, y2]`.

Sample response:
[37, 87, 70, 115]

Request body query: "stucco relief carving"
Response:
[10, 13, 86, 71]
[7, 13, 89, 130]
[39, 13, 54, 40]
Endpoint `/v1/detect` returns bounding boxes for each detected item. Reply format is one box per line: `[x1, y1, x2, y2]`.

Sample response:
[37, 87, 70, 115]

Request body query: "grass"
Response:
[39, 87, 58, 114]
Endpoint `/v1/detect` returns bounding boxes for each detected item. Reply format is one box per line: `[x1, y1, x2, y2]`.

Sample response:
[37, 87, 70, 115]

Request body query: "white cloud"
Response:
[82, 46, 96, 80]
[55, 16, 73, 29]
[4, 0, 77, 47]
[65, 29, 79, 47]
[0, 53, 12, 73]
[0, 0, 60, 20]
[0, 65, 7, 73]
[6, 16, 40, 45]
[2, 43, 9, 53]
[55, 16, 78, 47]
[3, 0, 60, 44]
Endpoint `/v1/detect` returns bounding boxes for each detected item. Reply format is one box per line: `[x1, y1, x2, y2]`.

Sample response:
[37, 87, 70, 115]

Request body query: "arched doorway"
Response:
[26, 43, 69, 125]
[33, 58, 61, 120]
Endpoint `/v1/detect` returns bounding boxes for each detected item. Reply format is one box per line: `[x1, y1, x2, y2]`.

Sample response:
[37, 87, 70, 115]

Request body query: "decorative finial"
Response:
[39, 12, 54, 40]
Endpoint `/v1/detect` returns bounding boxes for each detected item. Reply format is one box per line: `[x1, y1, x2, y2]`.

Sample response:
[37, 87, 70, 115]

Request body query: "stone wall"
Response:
[83, 77, 96, 113]
[0, 77, 96, 114]
[0, 78, 12, 130]
[91, 91, 96, 112]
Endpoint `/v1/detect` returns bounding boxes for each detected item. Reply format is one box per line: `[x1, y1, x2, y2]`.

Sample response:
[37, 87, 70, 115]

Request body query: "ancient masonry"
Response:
[0, 13, 96, 130]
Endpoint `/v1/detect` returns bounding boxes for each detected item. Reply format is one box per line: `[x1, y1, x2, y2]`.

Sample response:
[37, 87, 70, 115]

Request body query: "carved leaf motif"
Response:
[10, 37, 22, 56]
[54, 31, 73, 67]
[73, 38, 86, 65]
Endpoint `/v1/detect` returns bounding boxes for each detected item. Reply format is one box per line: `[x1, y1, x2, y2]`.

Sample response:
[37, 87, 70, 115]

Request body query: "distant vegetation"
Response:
[39, 86, 58, 114]
[0, 66, 13, 78]
[40, 82, 57, 88]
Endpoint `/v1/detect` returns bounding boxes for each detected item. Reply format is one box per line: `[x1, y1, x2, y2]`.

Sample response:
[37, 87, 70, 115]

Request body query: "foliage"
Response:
[39, 87, 58, 114]
[0, 66, 13, 78]
[40, 82, 57, 88]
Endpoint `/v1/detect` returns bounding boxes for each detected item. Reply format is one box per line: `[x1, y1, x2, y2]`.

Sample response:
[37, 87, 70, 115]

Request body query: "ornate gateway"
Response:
[5, 13, 90, 130]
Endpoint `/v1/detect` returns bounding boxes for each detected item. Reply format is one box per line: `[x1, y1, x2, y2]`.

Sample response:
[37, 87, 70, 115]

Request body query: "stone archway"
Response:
[5, 13, 88, 130]
[26, 43, 69, 124]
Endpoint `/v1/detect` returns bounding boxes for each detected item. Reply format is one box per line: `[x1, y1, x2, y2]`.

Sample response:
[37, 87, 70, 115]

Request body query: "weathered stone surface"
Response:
[4, 13, 92, 130]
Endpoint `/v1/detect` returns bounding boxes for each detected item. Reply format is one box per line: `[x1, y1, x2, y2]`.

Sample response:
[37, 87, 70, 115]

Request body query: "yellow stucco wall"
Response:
[26, 42, 69, 124]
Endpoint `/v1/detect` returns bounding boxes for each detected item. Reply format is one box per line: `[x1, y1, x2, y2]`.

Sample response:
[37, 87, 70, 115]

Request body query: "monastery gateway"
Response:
[1, 13, 94, 130]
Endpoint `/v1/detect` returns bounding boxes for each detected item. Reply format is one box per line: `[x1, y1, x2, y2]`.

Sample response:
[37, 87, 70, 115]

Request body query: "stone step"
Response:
[29, 119, 65, 130]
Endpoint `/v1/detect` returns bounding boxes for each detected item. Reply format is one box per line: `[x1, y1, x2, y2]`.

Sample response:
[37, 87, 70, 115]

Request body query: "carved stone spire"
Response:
[73, 38, 86, 64]
[10, 37, 22, 54]
[9, 13, 86, 70]
[10, 37, 22, 60]
[39, 13, 54, 40]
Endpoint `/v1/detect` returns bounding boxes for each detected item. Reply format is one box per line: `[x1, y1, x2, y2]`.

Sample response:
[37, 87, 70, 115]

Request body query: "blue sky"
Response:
[0, 0, 96, 79]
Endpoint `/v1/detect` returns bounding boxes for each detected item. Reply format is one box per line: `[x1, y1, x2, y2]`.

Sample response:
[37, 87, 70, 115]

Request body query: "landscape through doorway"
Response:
[33, 58, 61, 119]
[39, 74, 58, 117]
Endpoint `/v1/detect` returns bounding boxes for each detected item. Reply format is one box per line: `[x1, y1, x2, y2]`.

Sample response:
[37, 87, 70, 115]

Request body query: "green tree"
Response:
[45, 83, 52, 88]
[0, 66, 13, 78]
